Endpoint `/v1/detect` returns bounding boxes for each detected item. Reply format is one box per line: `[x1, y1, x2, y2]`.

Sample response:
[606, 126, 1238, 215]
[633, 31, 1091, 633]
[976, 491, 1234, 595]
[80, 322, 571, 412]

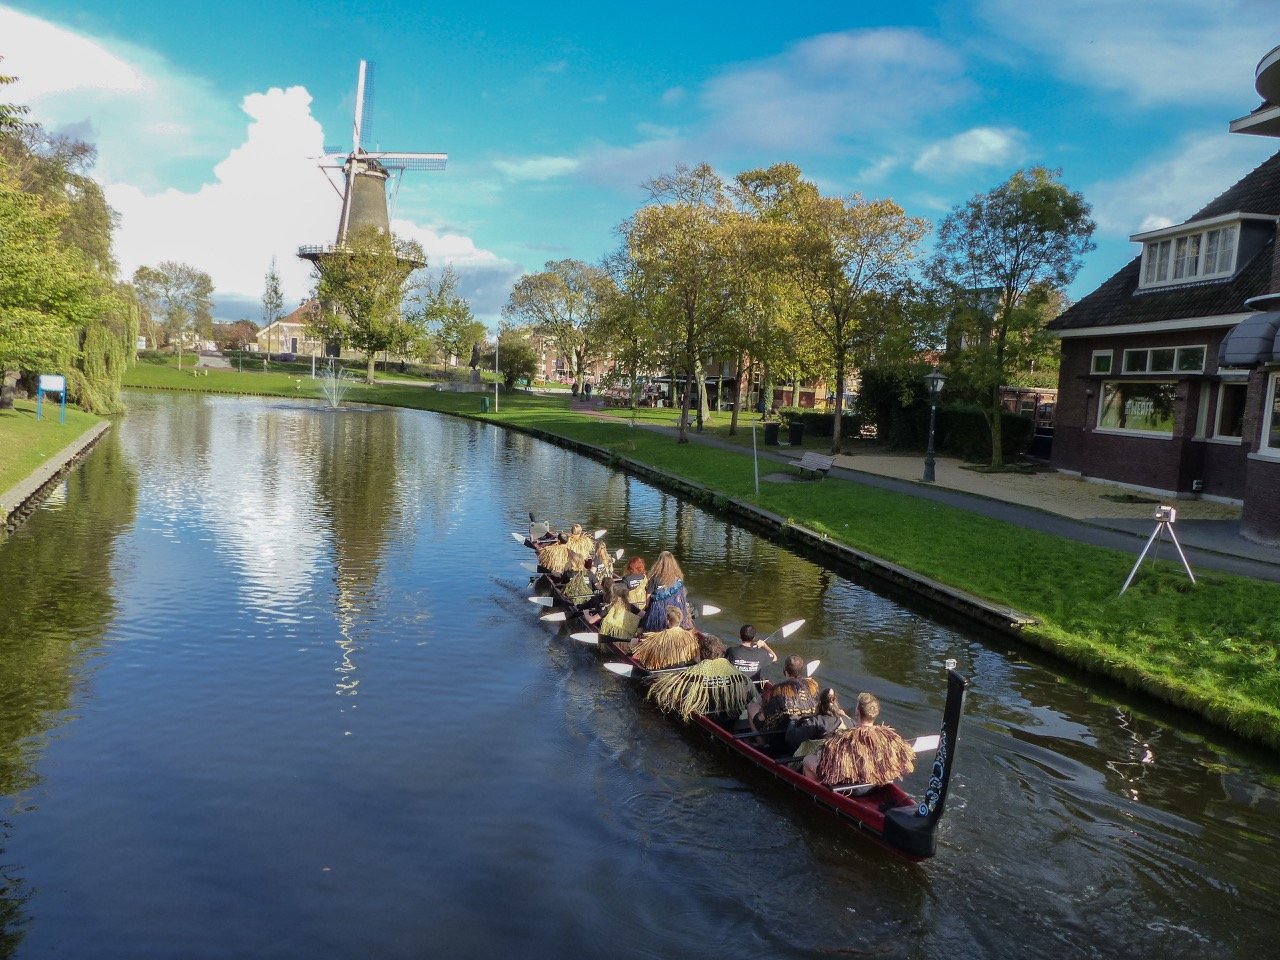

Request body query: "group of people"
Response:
[531, 520, 915, 792]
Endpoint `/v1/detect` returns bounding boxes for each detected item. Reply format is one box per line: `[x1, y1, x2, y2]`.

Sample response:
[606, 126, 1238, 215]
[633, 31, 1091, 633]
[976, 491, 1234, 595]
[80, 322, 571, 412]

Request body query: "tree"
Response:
[489, 327, 538, 388]
[931, 167, 1095, 466]
[133, 261, 214, 354]
[309, 225, 425, 383]
[779, 178, 929, 453]
[623, 163, 747, 443]
[213, 319, 259, 351]
[0, 57, 28, 134]
[415, 265, 483, 366]
[0, 163, 102, 407]
[502, 259, 613, 391]
[261, 258, 283, 363]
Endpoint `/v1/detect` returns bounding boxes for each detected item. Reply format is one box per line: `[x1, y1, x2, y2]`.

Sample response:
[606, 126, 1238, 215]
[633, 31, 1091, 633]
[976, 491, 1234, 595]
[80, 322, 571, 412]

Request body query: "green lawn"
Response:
[0, 399, 103, 497]
[120, 362, 1280, 747]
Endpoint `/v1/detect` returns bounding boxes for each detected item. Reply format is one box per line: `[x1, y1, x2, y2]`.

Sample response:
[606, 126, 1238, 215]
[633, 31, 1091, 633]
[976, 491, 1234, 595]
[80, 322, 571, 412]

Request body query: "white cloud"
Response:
[913, 126, 1026, 176]
[661, 87, 686, 106]
[977, 0, 1278, 106]
[492, 155, 581, 180]
[2, 6, 519, 321]
[699, 28, 971, 151]
[1087, 130, 1278, 236]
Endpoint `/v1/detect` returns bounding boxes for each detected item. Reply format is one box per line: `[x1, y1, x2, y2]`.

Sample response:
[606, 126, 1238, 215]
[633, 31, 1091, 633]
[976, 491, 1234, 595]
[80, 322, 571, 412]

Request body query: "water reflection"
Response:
[0, 396, 1276, 959]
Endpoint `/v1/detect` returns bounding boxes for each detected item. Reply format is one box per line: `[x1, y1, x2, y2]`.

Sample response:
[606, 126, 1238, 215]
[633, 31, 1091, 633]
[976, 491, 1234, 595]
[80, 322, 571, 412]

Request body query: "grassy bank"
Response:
[0, 399, 103, 497]
[120, 363, 1280, 748]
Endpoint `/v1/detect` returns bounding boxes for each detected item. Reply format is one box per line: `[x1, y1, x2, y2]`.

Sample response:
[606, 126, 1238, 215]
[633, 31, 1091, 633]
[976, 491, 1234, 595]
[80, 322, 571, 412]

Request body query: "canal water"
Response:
[0, 392, 1277, 959]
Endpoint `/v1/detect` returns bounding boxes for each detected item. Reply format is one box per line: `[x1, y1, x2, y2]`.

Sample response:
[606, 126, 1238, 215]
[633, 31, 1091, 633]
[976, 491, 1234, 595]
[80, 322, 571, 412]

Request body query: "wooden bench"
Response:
[788, 451, 836, 479]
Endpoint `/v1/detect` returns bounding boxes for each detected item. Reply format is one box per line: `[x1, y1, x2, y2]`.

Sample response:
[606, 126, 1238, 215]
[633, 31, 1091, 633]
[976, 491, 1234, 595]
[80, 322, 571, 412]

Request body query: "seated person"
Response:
[620, 556, 648, 606]
[630, 607, 699, 670]
[696, 631, 728, 662]
[536, 534, 574, 576]
[801, 692, 915, 792]
[747, 655, 819, 732]
[562, 554, 597, 606]
[724, 624, 778, 680]
[599, 583, 642, 641]
[786, 688, 851, 755]
[566, 523, 595, 559]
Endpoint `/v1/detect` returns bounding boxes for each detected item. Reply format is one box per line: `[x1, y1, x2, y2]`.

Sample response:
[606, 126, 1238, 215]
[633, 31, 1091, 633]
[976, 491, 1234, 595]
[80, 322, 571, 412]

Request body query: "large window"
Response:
[1214, 382, 1248, 440]
[1140, 225, 1238, 288]
[1098, 381, 1178, 435]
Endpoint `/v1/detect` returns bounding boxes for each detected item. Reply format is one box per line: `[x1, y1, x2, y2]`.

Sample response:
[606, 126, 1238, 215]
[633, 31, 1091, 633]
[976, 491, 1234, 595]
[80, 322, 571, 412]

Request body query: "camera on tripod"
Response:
[1153, 505, 1177, 523]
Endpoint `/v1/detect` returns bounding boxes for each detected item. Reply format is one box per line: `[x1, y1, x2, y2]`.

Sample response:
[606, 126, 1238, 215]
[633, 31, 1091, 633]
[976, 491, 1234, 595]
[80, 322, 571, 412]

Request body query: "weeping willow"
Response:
[648, 658, 755, 721]
[71, 290, 137, 414]
[814, 726, 915, 787]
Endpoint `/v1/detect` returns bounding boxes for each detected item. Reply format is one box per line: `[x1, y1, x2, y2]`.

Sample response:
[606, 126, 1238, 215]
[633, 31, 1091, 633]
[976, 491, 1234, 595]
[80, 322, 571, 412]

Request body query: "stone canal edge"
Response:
[1, 421, 110, 533]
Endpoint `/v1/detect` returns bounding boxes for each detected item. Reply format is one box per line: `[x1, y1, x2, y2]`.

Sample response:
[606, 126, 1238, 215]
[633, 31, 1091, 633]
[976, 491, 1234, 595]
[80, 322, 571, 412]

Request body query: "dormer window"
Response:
[1139, 225, 1237, 287]
[1132, 212, 1276, 289]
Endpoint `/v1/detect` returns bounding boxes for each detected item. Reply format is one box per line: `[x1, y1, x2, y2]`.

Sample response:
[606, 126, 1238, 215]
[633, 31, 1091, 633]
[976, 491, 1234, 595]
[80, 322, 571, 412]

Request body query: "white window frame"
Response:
[1262, 373, 1280, 456]
[1212, 381, 1248, 443]
[1091, 349, 1113, 374]
[1119, 345, 1206, 375]
[1139, 224, 1239, 289]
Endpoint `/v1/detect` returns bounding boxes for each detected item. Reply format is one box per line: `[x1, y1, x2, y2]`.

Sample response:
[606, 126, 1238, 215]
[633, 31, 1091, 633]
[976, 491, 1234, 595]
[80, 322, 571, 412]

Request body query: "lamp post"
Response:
[494, 333, 500, 412]
[922, 366, 946, 483]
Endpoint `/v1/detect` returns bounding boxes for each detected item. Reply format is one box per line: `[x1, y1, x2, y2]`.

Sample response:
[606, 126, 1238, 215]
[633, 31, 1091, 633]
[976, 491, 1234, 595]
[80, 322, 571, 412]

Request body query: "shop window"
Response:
[1098, 381, 1178, 435]
[1264, 374, 1280, 454]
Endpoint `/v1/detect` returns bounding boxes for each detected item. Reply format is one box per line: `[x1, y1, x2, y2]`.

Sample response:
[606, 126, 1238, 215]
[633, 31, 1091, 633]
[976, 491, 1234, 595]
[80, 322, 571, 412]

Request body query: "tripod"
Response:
[1120, 509, 1196, 595]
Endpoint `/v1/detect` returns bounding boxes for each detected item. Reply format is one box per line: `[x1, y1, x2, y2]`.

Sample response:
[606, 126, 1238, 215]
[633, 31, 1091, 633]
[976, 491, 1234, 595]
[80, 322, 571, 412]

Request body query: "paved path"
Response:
[586, 410, 1280, 582]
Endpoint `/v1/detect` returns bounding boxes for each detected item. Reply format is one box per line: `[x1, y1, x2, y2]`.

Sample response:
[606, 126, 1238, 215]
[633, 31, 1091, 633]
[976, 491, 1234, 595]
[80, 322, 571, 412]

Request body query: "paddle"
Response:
[520, 562, 538, 573]
[593, 528, 607, 539]
[540, 611, 568, 622]
[699, 604, 721, 617]
[806, 659, 820, 676]
[528, 596, 555, 607]
[763, 619, 805, 644]
[511, 532, 527, 544]
[571, 632, 600, 645]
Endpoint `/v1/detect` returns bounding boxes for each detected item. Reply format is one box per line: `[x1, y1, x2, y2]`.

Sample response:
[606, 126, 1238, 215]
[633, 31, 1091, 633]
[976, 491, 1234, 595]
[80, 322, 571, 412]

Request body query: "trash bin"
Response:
[481, 396, 490, 413]
[764, 421, 780, 446]
[788, 421, 805, 446]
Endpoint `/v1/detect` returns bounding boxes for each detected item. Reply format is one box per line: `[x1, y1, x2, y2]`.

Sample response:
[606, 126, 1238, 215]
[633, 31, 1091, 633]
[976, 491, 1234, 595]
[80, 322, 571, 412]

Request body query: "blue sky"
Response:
[3, 1, 1279, 324]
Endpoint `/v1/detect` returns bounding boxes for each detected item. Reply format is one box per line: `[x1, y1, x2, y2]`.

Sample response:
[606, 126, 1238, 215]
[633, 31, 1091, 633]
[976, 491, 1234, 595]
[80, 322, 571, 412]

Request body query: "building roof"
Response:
[1050, 150, 1280, 332]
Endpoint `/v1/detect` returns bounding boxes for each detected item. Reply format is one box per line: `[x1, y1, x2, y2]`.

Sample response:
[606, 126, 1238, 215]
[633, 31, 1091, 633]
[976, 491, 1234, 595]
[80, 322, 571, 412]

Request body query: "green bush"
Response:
[777, 406, 864, 439]
[884, 403, 1034, 460]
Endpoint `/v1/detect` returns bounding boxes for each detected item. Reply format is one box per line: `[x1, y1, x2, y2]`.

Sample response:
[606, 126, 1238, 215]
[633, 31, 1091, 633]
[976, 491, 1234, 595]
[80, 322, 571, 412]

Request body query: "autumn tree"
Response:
[502, 259, 613, 391]
[930, 167, 1095, 466]
[624, 164, 748, 442]
[309, 225, 426, 383]
[756, 168, 929, 452]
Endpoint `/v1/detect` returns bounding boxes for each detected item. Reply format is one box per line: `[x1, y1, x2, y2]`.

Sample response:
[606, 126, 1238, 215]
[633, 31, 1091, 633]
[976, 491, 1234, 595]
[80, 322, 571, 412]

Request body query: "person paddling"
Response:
[748, 654, 819, 732]
[801, 692, 915, 793]
[724, 624, 777, 680]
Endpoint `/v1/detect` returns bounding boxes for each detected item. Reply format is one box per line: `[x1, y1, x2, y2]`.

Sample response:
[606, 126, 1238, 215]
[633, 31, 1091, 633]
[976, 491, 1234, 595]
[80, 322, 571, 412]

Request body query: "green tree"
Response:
[0, 162, 102, 407]
[502, 259, 613, 391]
[133, 261, 215, 358]
[623, 163, 747, 443]
[0, 56, 27, 133]
[930, 167, 1095, 466]
[309, 225, 425, 383]
[260, 258, 283, 364]
[489, 326, 539, 388]
[415, 265, 482, 366]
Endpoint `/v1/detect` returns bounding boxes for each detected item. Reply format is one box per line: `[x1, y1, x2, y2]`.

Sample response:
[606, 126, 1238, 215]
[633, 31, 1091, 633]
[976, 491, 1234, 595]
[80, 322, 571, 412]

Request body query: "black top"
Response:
[725, 644, 767, 677]
[784, 713, 843, 751]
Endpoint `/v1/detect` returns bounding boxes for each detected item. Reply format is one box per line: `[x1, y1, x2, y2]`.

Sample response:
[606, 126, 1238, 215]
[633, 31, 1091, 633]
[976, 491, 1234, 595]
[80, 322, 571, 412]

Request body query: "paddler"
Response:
[566, 523, 595, 559]
[599, 583, 642, 641]
[748, 654, 819, 732]
[801, 692, 915, 793]
[630, 607, 699, 670]
[639, 551, 692, 631]
[724, 624, 778, 680]
[536, 533, 575, 577]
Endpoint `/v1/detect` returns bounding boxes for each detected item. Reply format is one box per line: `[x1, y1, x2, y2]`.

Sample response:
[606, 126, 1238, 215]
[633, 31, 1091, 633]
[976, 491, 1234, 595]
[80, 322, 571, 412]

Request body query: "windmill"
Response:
[299, 60, 446, 266]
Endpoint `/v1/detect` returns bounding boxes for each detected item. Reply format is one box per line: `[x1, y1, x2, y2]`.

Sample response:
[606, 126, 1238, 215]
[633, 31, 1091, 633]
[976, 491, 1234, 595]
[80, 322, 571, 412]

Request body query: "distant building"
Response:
[257, 302, 324, 357]
[1049, 45, 1280, 543]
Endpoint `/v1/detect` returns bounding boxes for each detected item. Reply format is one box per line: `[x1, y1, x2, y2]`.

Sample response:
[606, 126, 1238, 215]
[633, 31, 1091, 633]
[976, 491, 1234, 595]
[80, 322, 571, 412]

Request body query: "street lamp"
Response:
[922, 366, 946, 483]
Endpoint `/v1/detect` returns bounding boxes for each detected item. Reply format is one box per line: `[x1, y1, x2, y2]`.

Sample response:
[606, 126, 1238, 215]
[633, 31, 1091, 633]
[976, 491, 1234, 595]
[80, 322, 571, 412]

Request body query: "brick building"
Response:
[1049, 45, 1280, 543]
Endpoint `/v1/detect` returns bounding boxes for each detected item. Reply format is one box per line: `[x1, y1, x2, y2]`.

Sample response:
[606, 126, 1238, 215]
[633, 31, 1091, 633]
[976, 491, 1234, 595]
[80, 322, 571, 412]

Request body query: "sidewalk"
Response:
[591, 409, 1280, 581]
